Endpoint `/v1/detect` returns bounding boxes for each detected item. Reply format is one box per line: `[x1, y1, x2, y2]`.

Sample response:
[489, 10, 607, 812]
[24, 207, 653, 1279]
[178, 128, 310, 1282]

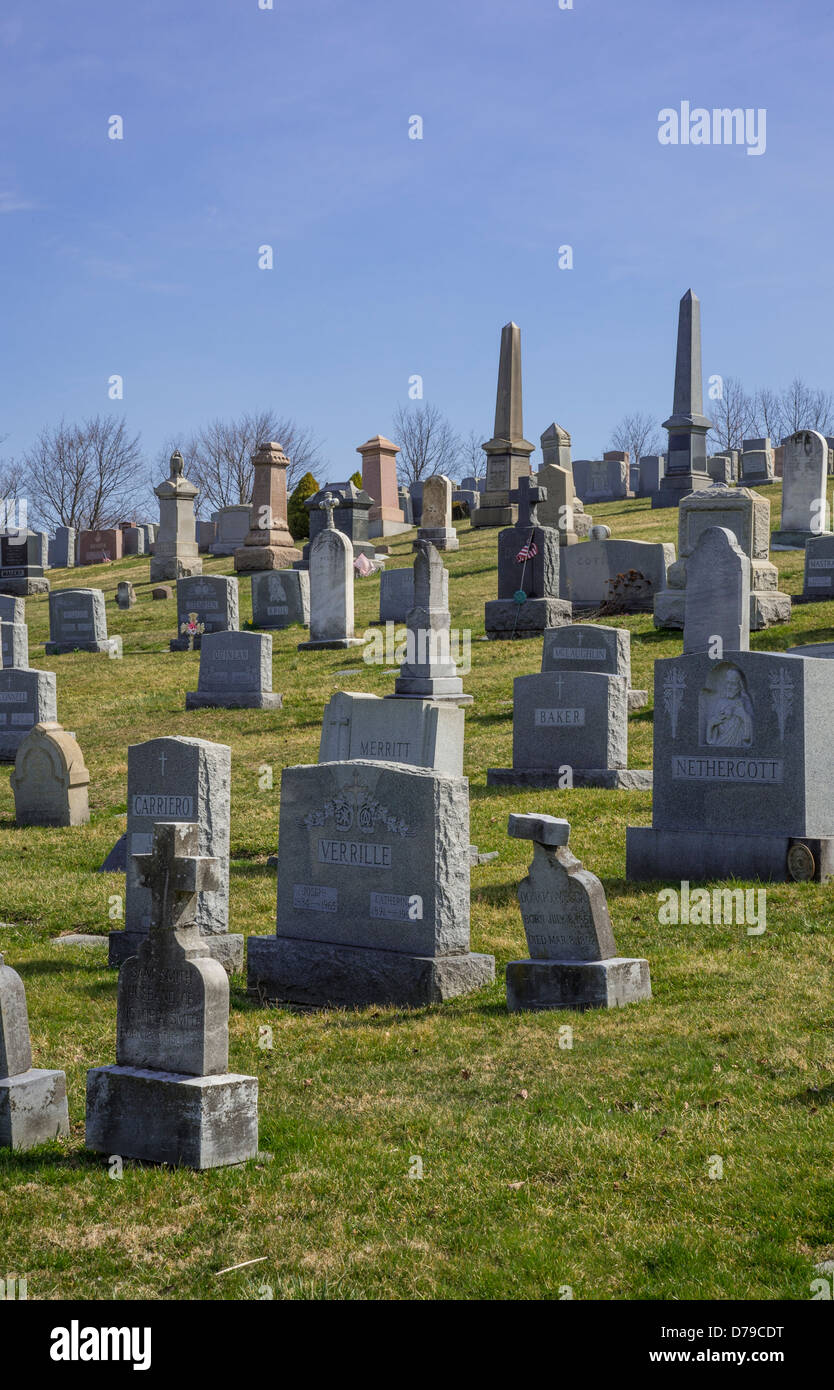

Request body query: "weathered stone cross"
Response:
[133, 822, 221, 936]
[509, 476, 545, 529]
[319, 493, 338, 530]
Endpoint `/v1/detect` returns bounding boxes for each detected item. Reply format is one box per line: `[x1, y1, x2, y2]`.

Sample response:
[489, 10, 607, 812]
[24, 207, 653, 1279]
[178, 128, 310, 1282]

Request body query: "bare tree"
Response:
[25, 416, 145, 529]
[391, 402, 460, 487]
[184, 411, 321, 512]
[707, 376, 753, 454]
[457, 429, 484, 481]
[778, 377, 834, 437]
[608, 411, 662, 465]
[750, 386, 784, 445]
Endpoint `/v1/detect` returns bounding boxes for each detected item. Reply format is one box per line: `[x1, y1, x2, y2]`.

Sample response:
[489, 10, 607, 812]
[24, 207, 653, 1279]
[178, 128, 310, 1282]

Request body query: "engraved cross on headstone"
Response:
[180, 611, 205, 651]
[509, 476, 545, 529]
[133, 822, 221, 937]
[319, 492, 338, 530]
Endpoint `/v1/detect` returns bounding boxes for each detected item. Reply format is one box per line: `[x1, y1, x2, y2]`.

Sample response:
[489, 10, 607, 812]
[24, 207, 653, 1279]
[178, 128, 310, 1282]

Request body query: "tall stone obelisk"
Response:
[653, 290, 713, 509]
[473, 322, 535, 528]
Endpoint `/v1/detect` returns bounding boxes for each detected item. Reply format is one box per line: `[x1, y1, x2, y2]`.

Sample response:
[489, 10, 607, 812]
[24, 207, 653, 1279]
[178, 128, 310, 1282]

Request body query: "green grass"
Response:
[2, 484, 834, 1301]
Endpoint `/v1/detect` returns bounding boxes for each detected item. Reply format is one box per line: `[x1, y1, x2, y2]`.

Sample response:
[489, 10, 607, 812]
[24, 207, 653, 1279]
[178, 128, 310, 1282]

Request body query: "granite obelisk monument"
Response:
[473, 322, 535, 528]
[653, 290, 713, 509]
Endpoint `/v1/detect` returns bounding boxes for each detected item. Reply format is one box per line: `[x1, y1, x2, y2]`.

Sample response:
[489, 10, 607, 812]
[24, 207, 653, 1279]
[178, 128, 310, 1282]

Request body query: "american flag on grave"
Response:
[515, 540, 538, 563]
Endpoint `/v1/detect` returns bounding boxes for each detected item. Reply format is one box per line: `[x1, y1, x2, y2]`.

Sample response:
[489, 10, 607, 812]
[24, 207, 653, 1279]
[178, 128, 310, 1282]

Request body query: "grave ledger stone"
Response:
[653, 289, 713, 508]
[505, 816, 651, 1012]
[626, 651, 834, 882]
[108, 736, 241, 972]
[170, 575, 239, 651]
[247, 760, 495, 1008]
[484, 477, 571, 638]
[87, 823, 258, 1169]
[45, 588, 122, 657]
[186, 630, 282, 710]
[473, 322, 534, 529]
[251, 568, 310, 628]
[11, 721, 90, 826]
[234, 440, 302, 572]
[771, 430, 829, 549]
[150, 450, 202, 582]
[0, 952, 69, 1150]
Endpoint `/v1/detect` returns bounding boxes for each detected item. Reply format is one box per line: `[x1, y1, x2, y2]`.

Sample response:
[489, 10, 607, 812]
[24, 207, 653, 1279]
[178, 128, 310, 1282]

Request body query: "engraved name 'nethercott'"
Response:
[671, 756, 782, 783]
[318, 839, 392, 869]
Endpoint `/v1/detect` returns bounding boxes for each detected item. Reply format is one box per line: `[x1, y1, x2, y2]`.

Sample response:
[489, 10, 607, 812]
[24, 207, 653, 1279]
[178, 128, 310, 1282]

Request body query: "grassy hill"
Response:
[1, 482, 833, 1300]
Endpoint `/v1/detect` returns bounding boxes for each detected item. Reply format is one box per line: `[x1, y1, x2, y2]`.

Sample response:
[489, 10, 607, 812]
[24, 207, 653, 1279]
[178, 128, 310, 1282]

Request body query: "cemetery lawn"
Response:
[2, 484, 834, 1301]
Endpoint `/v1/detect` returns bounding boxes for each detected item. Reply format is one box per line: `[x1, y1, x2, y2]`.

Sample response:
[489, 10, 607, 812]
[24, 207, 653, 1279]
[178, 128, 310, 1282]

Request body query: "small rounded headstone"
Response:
[590, 524, 611, 541]
[152, 585, 173, 600]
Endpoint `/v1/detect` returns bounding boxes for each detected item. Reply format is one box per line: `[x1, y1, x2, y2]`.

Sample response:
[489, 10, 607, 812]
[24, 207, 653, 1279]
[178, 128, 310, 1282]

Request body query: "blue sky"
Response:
[1, 0, 832, 482]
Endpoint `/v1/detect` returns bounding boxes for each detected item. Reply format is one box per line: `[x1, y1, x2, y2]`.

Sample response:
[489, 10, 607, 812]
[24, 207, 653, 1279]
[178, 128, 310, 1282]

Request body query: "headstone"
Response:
[472, 322, 535, 528]
[536, 459, 580, 544]
[484, 477, 572, 638]
[409, 482, 424, 526]
[170, 575, 239, 651]
[415, 475, 458, 551]
[378, 568, 414, 623]
[627, 651, 834, 882]
[505, 815, 651, 1012]
[186, 630, 282, 710]
[0, 596, 25, 626]
[653, 484, 790, 631]
[122, 526, 145, 556]
[540, 422, 572, 472]
[116, 580, 136, 610]
[541, 622, 647, 710]
[740, 437, 775, 487]
[297, 496, 364, 650]
[707, 453, 735, 485]
[0, 668, 58, 762]
[152, 585, 173, 600]
[487, 667, 650, 789]
[560, 538, 675, 610]
[197, 520, 217, 553]
[0, 532, 49, 596]
[398, 486, 414, 526]
[150, 450, 202, 581]
[589, 524, 611, 540]
[234, 440, 302, 572]
[10, 721, 90, 826]
[638, 455, 666, 495]
[653, 289, 713, 508]
[683, 527, 750, 655]
[800, 533, 834, 602]
[319, 691, 464, 774]
[571, 458, 630, 503]
[358, 436, 410, 537]
[771, 430, 829, 548]
[87, 822, 258, 1169]
[251, 569, 310, 628]
[388, 542, 472, 702]
[108, 735, 241, 972]
[49, 527, 76, 568]
[78, 529, 123, 565]
[0, 618, 28, 669]
[0, 953, 69, 1149]
[246, 761, 494, 1007]
[301, 480, 375, 565]
[45, 588, 122, 657]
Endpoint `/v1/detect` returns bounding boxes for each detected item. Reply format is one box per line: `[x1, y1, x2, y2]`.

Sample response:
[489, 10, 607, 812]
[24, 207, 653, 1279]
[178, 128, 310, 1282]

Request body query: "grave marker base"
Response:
[85, 1066, 258, 1169]
[0, 578, 49, 596]
[506, 957, 651, 1012]
[626, 827, 834, 883]
[655, 591, 791, 631]
[45, 637, 123, 658]
[0, 1068, 69, 1149]
[247, 936, 495, 1009]
[107, 928, 243, 973]
[185, 691, 283, 710]
[770, 530, 818, 550]
[297, 637, 365, 650]
[488, 768, 652, 790]
[484, 597, 572, 638]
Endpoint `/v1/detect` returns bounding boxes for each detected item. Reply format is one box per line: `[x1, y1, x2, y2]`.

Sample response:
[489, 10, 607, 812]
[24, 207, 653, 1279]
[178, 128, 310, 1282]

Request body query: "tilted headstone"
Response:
[541, 622, 647, 710]
[116, 580, 136, 610]
[653, 289, 713, 508]
[683, 527, 750, 656]
[108, 735, 240, 972]
[297, 495, 364, 650]
[0, 952, 69, 1149]
[416, 475, 458, 551]
[78, 529, 123, 564]
[10, 721, 90, 826]
[251, 568, 310, 628]
[87, 822, 258, 1169]
[319, 691, 464, 775]
[171, 575, 239, 651]
[45, 588, 122, 657]
[49, 527, 76, 568]
[234, 440, 301, 572]
[150, 450, 202, 581]
[0, 618, 28, 669]
[488, 667, 650, 790]
[378, 567, 414, 623]
[771, 430, 829, 549]
[186, 630, 282, 710]
[247, 761, 495, 1008]
[484, 476, 571, 638]
[800, 533, 834, 601]
[505, 815, 651, 1012]
[0, 668, 58, 762]
[388, 542, 471, 702]
[653, 484, 790, 631]
[627, 651, 834, 882]
[560, 538, 674, 611]
[472, 322, 535, 529]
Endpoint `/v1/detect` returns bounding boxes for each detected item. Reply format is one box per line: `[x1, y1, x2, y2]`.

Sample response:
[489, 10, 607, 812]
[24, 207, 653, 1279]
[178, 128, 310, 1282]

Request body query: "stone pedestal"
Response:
[234, 441, 301, 572]
[358, 436, 410, 537]
[86, 1067, 258, 1169]
[150, 451, 202, 582]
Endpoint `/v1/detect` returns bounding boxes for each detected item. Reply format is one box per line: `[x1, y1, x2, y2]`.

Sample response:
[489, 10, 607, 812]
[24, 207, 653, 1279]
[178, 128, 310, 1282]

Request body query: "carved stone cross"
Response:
[319, 492, 338, 530]
[133, 822, 221, 937]
[509, 475, 546, 529]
